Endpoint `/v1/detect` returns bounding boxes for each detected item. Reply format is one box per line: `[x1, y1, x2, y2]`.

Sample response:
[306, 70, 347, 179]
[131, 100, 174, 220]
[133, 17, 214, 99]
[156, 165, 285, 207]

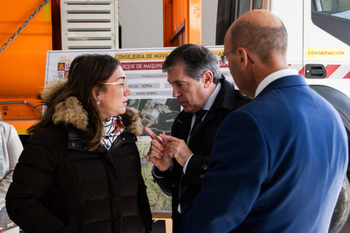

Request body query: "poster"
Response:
[45, 46, 231, 212]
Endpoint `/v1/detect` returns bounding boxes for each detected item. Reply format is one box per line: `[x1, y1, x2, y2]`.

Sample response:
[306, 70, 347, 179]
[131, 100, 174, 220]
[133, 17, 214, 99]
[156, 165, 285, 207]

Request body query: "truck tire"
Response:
[329, 178, 350, 233]
[309, 85, 350, 233]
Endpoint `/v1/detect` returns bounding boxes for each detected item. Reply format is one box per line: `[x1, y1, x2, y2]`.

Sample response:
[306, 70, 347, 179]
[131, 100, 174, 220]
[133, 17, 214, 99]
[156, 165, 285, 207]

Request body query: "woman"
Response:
[0, 110, 22, 207]
[6, 54, 152, 233]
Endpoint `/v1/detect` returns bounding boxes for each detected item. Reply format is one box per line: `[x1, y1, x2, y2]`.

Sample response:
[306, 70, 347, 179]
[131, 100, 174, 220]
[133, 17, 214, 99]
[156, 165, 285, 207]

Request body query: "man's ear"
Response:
[201, 70, 214, 88]
[237, 48, 249, 70]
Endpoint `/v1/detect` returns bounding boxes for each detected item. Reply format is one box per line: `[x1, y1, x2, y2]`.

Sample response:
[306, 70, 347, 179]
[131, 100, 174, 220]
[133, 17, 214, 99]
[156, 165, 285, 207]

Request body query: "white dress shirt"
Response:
[255, 68, 299, 97]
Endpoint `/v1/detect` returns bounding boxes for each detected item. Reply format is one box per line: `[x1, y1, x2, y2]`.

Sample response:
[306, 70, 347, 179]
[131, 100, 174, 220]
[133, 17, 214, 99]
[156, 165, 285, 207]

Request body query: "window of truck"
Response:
[312, 0, 350, 46]
[216, 0, 266, 45]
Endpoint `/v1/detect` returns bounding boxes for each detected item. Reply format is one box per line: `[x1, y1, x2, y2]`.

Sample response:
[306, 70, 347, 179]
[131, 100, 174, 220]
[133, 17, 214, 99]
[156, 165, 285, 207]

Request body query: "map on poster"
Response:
[45, 46, 232, 212]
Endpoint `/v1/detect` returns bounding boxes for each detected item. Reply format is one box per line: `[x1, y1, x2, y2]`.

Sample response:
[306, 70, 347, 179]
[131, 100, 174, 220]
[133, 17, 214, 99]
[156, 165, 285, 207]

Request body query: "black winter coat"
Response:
[6, 80, 152, 233]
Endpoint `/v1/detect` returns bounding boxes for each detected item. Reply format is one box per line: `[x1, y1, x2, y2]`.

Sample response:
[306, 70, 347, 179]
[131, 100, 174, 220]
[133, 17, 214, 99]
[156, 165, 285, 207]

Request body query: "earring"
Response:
[96, 98, 101, 106]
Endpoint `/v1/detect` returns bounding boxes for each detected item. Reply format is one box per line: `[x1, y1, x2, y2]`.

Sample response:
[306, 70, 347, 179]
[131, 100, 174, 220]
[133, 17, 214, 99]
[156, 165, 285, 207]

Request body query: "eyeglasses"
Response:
[220, 48, 255, 65]
[102, 81, 128, 92]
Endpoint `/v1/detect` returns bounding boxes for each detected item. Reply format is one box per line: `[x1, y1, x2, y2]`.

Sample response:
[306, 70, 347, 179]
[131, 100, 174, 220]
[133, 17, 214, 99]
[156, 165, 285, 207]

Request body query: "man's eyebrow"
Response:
[172, 80, 186, 84]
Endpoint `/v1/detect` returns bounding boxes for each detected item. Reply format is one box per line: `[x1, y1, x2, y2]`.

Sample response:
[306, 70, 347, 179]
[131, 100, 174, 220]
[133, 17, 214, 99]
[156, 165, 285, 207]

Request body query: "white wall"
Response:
[202, 0, 218, 46]
[118, 0, 218, 48]
[119, 0, 163, 48]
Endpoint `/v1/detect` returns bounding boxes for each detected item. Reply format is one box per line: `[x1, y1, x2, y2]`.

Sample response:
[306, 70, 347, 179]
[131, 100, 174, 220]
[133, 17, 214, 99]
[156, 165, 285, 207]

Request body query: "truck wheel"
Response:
[329, 177, 350, 233]
[308, 85, 350, 233]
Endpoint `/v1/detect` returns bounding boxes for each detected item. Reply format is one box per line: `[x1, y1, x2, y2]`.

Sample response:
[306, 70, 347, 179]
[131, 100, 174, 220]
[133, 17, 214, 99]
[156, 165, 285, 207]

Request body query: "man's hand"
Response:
[144, 127, 173, 171]
[163, 135, 193, 167]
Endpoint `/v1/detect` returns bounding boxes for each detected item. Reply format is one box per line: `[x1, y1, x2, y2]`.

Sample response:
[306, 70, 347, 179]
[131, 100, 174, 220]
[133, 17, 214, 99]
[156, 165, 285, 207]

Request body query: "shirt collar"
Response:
[202, 82, 221, 111]
[255, 68, 299, 97]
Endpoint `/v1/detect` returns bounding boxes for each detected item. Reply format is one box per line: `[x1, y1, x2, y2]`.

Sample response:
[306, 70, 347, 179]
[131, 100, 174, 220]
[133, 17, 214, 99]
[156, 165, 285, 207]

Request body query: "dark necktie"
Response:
[189, 109, 207, 140]
[179, 110, 207, 214]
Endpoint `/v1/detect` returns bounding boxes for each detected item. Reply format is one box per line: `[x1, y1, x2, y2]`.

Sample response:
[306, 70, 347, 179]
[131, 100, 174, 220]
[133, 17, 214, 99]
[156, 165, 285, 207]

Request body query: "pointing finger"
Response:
[144, 127, 162, 144]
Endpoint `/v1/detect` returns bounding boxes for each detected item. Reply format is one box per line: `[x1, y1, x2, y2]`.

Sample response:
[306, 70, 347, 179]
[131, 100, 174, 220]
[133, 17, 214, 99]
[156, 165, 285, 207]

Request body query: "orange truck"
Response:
[0, 0, 200, 142]
[0, 0, 53, 139]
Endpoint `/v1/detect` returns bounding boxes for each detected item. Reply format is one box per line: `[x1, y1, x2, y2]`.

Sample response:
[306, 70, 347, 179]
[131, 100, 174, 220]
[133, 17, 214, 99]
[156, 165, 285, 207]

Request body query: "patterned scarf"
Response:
[102, 116, 123, 150]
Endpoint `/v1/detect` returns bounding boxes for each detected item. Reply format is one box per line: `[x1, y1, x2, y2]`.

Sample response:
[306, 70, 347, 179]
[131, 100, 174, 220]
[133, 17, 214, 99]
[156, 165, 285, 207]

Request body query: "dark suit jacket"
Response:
[182, 75, 348, 233]
[153, 77, 250, 233]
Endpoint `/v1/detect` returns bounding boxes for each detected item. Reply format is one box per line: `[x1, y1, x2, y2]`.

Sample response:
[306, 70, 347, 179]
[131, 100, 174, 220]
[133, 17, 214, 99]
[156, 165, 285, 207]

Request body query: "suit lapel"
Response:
[174, 112, 193, 142]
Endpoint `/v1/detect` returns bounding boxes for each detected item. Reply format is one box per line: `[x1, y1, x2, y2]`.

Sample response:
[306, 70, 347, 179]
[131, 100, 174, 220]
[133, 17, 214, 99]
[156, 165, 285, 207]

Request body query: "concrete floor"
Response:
[6, 215, 350, 233]
[151, 216, 350, 233]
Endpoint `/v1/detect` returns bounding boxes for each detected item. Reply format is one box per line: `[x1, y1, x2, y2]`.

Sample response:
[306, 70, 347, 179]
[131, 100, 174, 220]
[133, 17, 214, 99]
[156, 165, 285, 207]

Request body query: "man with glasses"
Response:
[145, 43, 250, 233]
[182, 10, 348, 233]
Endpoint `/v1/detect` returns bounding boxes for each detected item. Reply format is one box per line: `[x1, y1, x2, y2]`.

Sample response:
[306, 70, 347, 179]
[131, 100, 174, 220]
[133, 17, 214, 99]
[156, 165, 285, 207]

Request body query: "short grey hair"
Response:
[162, 44, 222, 84]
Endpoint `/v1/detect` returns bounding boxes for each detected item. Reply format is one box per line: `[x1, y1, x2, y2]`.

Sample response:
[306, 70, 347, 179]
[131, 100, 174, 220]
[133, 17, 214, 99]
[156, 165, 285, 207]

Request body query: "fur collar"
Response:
[41, 79, 143, 136]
